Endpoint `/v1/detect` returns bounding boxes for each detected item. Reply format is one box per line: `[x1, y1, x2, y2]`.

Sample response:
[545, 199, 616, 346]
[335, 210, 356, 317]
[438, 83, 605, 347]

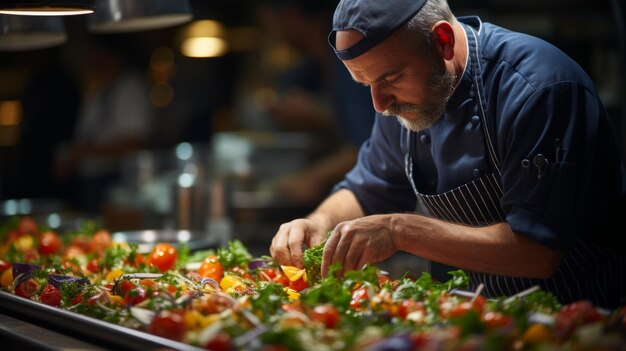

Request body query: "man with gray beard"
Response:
[270, 0, 626, 309]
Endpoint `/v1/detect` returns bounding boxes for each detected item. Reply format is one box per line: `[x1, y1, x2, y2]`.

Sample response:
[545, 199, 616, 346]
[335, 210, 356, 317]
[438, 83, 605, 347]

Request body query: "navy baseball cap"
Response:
[329, 0, 428, 60]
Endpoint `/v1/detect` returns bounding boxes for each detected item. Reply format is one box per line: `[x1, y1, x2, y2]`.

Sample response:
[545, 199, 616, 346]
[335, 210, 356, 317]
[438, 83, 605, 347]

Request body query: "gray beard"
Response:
[383, 58, 457, 132]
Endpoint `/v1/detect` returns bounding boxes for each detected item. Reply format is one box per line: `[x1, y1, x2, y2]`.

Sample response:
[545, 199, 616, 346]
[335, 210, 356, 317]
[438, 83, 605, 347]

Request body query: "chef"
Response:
[270, 0, 626, 309]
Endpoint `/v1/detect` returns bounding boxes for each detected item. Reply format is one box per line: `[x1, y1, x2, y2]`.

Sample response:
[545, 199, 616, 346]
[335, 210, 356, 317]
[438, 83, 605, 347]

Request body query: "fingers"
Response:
[321, 229, 338, 277]
[288, 229, 306, 268]
[270, 224, 296, 267]
[322, 220, 391, 277]
[346, 241, 365, 273]
[321, 224, 361, 277]
[270, 221, 307, 268]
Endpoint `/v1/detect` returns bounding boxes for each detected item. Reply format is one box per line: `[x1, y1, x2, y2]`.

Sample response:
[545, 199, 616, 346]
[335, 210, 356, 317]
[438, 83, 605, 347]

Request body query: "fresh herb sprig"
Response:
[302, 233, 331, 286]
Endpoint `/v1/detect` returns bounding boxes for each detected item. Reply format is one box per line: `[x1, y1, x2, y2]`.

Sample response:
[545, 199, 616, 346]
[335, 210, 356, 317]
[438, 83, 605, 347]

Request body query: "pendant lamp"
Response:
[0, 0, 95, 16]
[88, 0, 193, 33]
[0, 14, 66, 50]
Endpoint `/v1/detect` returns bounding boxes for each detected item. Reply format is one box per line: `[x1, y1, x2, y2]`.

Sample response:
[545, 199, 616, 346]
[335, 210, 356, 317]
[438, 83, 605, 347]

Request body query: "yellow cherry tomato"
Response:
[105, 268, 124, 283]
[15, 235, 34, 252]
[522, 323, 553, 344]
[184, 310, 216, 329]
[108, 295, 125, 306]
[220, 274, 243, 292]
[1, 268, 13, 287]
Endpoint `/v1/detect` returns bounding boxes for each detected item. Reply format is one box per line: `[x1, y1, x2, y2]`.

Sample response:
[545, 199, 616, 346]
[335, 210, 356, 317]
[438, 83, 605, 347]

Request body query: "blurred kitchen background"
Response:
[0, 0, 624, 274]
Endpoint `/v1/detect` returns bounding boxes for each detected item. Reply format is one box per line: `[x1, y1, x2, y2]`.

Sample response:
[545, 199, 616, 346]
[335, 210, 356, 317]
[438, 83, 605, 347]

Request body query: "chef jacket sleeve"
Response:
[498, 81, 624, 250]
[333, 116, 417, 215]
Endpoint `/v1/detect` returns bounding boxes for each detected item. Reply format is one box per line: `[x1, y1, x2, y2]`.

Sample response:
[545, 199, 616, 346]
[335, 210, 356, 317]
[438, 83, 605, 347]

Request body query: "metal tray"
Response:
[0, 291, 205, 351]
[111, 229, 220, 253]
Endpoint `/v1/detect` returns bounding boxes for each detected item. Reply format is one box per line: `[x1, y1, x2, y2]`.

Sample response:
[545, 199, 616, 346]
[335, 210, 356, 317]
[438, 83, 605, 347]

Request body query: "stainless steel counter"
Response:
[0, 312, 108, 351]
[0, 291, 204, 351]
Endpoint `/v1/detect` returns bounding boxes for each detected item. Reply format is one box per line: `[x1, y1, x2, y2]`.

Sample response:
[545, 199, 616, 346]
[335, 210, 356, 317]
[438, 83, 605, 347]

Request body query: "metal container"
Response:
[111, 229, 220, 253]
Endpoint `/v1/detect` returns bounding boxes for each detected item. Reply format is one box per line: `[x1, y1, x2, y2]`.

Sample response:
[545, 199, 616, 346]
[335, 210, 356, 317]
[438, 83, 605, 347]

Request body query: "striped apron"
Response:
[403, 19, 625, 309]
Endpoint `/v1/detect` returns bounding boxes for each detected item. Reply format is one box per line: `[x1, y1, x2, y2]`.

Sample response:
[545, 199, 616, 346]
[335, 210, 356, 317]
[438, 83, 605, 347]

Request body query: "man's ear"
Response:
[432, 21, 455, 60]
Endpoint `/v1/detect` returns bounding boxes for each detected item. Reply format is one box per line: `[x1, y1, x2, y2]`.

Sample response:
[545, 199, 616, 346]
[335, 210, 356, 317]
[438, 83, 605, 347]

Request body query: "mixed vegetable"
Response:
[0, 216, 625, 350]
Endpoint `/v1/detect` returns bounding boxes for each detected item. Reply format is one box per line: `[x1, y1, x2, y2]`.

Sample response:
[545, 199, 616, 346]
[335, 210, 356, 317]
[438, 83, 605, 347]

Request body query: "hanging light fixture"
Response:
[179, 20, 229, 58]
[88, 0, 193, 33]
[0, 0, 95, 16]
[0, 13, 66, 50]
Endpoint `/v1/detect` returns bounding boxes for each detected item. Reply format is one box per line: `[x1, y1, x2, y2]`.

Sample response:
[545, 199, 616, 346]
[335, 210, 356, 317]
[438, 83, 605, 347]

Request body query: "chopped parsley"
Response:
[218, 240, 252, 269]
[302, 240, 325, 286]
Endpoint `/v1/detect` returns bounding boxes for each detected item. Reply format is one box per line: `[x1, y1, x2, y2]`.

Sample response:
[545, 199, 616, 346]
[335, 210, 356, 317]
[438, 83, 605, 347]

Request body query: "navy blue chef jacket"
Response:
[334, 17, 626, 308]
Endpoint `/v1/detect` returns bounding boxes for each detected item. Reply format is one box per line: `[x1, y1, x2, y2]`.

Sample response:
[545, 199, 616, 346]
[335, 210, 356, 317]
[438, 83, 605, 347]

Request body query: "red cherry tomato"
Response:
[149, 309, 186, 341]
[555, 300, 604, 341]
[273, 273, 290, 287]
[126, 251, 145, 267]
[258, 267, 289, 287]
[70, 234, 91, 252]
[123, 286, 147, 305]
[15, 278, 39, 298]
[446, 301, 478, 319]
[38, 230, 62, 255]
[350, 287, 369, 309]
[445, 296, 486, 319]
[288, 277, 309, 292]
[472, 295, 486, 310]
[70, 293, 84, 305]
[397, 299, 426, 320]
[411, 332, 434, 348]
[40, 284, 62, 307]
[204, 331, 232, 351]
[197, 255, 224, 282]
[23, 248, 39, 263]
[0, 259, 11, 273]
[117, 280, 137, 296]
[139, 278, 158, 291]
[64, 245, 86, 259]
[86, 258, 100, 273]
[310, 304, 340, 328]
[482, 311, 513, 330]
[378, 274, 391, 287]
[260, 347, 289, 351]
[18, 216, 38, 235]
[147, 243, 178, 272]
[89, 229, 112, 255]
[281, 302, 304, 313]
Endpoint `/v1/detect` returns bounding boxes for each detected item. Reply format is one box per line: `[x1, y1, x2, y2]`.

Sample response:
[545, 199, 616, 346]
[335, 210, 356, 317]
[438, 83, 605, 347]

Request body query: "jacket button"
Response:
[473, 168, 481, 177]
[419, 133, 430, 144]
[471, 115, 480, 129]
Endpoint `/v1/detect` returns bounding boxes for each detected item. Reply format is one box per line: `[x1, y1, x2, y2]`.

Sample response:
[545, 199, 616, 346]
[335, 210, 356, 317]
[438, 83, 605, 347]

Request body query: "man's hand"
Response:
[270, 218, 329, 268]
[321, 214, 398, 277]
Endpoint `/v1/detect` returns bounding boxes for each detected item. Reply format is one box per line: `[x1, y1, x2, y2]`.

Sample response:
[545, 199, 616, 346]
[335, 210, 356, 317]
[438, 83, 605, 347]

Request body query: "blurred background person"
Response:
[55, 34, 154, 216]
[256, 0, 376, 206]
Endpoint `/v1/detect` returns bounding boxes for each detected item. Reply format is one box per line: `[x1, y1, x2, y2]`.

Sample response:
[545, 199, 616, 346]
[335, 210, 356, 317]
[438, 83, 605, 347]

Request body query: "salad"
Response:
[0, 216, 624, 350]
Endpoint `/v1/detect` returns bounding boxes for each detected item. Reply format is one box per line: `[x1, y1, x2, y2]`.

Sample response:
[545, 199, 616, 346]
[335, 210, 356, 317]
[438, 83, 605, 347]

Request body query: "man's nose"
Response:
[370, 85, 394, 113]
